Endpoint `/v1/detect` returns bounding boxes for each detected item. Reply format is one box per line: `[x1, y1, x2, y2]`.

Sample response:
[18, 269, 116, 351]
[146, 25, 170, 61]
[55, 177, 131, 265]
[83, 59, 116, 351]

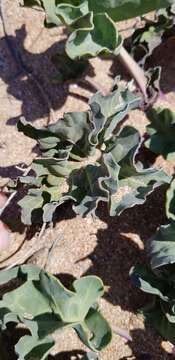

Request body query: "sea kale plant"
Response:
[145, 108, 175, 161]
[0, 265, 111, 359]
[1, 0, 175, 358]
[13, 84, 170, 225]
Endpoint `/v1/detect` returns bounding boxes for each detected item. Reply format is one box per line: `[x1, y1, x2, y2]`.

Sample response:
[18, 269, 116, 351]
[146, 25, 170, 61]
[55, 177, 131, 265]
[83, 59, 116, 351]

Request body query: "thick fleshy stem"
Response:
[117, 46, 148, 101]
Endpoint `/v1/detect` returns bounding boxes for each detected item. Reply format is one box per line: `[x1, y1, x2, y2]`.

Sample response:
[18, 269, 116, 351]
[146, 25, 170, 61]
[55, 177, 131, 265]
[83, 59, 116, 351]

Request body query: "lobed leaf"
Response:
[145, 108, 175, 160]
[15, 335, 55, 360]
[87, 0, 175, 21]
[81, 353, 99, 360]
[141, 300, 175, 344]
[0, 265, 112, 358]
[149, 223, 175, 269]
[131, 5, 175, 66]
[20, 0, 175, 59]
[21, 0, 175, 23]
[166, 178, 175, 221]
[131, 262, 175, 342]
[130, 264, 169, 301]
[131, 222, 175, 343]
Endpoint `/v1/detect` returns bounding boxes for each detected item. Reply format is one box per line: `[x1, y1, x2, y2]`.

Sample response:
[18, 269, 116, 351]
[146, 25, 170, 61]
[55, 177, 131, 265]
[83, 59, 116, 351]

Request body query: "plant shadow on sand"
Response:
[1, 20, 174, 128]
[0, 24, 96, 126]
[79, 186, 169, 359]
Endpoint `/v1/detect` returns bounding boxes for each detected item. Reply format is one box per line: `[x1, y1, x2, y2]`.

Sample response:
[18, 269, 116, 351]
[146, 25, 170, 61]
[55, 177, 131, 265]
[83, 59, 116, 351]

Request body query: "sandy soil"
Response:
[0, 1, 175, 359]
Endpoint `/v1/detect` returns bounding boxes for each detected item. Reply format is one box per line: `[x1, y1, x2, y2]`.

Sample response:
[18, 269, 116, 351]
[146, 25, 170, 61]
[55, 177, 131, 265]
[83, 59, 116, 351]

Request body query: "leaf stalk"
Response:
[117, 46, 148, 101]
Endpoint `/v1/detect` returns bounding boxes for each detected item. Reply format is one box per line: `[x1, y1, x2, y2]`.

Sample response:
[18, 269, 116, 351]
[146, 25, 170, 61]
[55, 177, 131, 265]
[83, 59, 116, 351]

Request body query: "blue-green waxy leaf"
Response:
[15, 335, 55, 360]
[87, 0, 175, 21]
[21, 0, 175, 23]
[81, 352, 99, 360]
[21, 0, 175, 59]
[89, 85, 141, 145]
[105, 126, 170, 216]
[149, 223, 175, 269]
[0, 265, 40, 285]
[65, 12, 122, 59]
[166, 178, 175, 221]
[130, 264, 169, 302]
[131, 265, 175, 343]
[18, 111, 92, 159]
[145, 108, 175, 160]
[68, 164, 110, 217]
[42, 0, 62, 26]
[131, 6, 175, 66]
[39, 271, 104, 323]
[2, 281, 52, 318]
[75, 307, 112, 351]
[151, 304, 175, 343]
[20, 0, 61, 25]
[0, 265, 112, 357]
[18, 189, 44, 225]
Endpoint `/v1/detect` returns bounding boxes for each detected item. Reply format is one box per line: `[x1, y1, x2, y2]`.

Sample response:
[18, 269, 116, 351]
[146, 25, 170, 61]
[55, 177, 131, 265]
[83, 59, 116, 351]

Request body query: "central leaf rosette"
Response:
[15, 84, 170, 224]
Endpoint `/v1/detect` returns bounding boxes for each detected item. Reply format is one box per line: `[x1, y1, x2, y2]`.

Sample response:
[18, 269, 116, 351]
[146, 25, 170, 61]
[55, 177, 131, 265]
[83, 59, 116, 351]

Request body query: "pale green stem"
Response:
[117, 46, 148, 101]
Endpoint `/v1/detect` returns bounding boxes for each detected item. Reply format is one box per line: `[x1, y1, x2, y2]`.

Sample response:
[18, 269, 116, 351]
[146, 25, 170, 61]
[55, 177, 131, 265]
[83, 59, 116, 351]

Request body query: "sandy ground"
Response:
[0, 1, 175, 359]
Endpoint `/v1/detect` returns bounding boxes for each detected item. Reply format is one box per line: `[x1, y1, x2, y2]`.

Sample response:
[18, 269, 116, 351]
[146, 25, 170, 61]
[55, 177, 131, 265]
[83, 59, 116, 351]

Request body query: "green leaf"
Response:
[81, 353, 99, 360]
[130, 264, 169, 301]
[75, 307, 112, 352]
[39, 272, 104, 323]
[166, 178, 175, 221]
[0, 265, 112, 356]
[24, 313, 63, 339]
[2, 281, 51, 318]
[18, 189, 44, 225]
[68, 164, 110, 217]
[15, 335, 55, 360]
[0, 265, 40, 285]
[42, 0, 61, 26]
[0, 267, 19, 285]
[149, 223, 175, 269]
[106, 126, 170, 216]
[88, 0, 175, 21]
[131, 6, 175, 66]
[89, 84, 141, 145]
[131, 262, 175, 344]
[17, 158, 71, 224]
[20, 0, 175, 59]
[52, 52, 89, 83]
[22, 0, 175, 22]
[145, 108, 175, 160]
[142, 300, 175, 344]
[65, 12, 122, 59]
